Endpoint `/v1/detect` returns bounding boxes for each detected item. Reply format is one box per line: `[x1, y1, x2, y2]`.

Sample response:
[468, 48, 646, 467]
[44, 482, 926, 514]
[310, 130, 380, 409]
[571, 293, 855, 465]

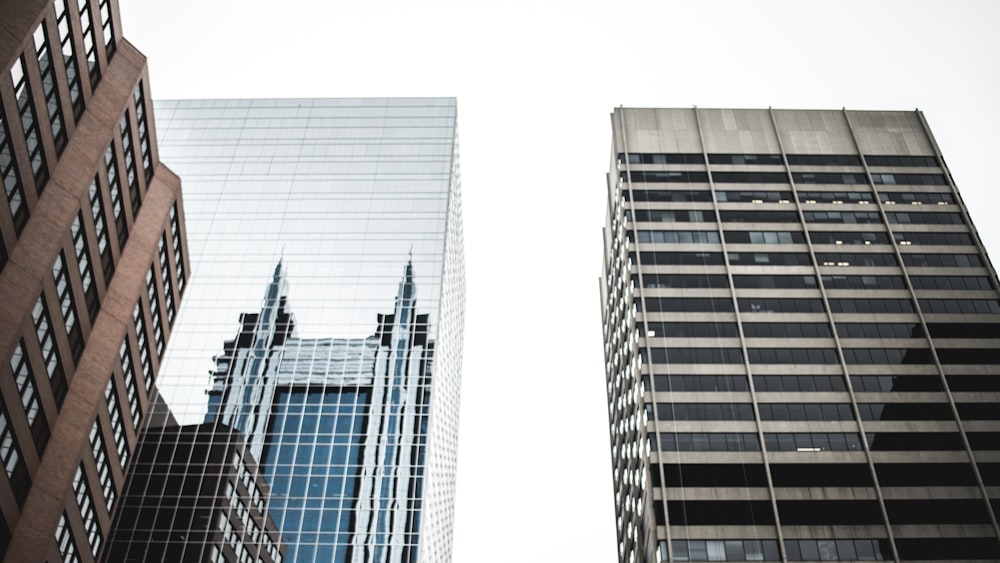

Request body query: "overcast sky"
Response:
[119, 1, 1000, 560]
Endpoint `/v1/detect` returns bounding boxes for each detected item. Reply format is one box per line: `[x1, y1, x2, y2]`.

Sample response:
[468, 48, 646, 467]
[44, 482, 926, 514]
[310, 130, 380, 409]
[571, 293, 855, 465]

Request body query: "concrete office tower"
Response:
[0, 0, 187, 561]
[114, 98, 465, 562]
[600, 108, 1000, 563]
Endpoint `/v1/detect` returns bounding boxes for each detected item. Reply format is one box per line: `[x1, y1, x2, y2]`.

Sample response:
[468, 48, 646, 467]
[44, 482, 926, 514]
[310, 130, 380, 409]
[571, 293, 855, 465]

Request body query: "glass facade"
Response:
[113, 98, 464, 563]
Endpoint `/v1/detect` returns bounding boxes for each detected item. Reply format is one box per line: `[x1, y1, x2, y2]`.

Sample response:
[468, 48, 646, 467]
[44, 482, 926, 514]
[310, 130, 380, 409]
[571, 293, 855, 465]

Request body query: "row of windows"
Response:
[643, 322, 739, 338]
[620, 153, 938, 168]
[70, 214, 98, 320]
[644, 346, 1000, 366]
[104, 378, 129, 467]
[644, 373, 966, 394]
[631, 227, 977, 250]
[72, 464, 101, 553]
[666, 539, 781, 562]
[89, 421, 115, 511]
[758, 403, 853, 421]
[653, 462, 1000, 488]
[626, 187, 953, 206]
[0, 404, 30, 507]
[643, 374, 749, 392]
[627, 170, 948, 186]
[920, 298, 1000, 315]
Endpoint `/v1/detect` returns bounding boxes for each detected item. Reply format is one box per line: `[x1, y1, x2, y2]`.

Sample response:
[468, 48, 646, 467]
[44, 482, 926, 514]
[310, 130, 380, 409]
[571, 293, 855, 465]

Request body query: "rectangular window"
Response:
[72, 464, 101, 552]
[53, 253, 84, 363]
[0, 403, 30, 507]
[133, 83, 152, 181]
[9, 341, 49, 450]
[11, 56, 49, 189]
[89, 421, 115, 510]
[119, 112, 140, 216]
[54, 0, 84, 118]
[104, 378, 129, 466]
[32, 22, 67, 154]
[132, 302, 153, 391]
[145, 267, 164, 356]
[170, 204, 185, 291]
[104, 143, 127, 245]
[119, 338, 141, 425]
[87, 177, 114, 281]
[70, 214, 98, 320]
[78, 0, 100, 82]
[98, 0, 115, 56]
[158, 235, 175, 322]
[32, 296, 67, 406]
[54, 512, 80, 563]
[0, 106, 28, 232]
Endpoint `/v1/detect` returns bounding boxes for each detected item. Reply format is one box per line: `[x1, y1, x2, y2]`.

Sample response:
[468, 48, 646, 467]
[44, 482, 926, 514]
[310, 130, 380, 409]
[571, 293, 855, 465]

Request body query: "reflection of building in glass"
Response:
[0, 1, 188, 560]
[147, 98, 465, 562]
[205, 260, 432, 562]
[602, 108, 1000, 562]
[103, 423, 285, 563]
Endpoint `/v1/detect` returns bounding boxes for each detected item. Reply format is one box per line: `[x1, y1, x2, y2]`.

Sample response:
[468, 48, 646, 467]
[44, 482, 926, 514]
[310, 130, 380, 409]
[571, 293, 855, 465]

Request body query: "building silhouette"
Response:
[115, 98, 465, 562]
[0, 0, 187, 560]
[601, 108, 1000, 562]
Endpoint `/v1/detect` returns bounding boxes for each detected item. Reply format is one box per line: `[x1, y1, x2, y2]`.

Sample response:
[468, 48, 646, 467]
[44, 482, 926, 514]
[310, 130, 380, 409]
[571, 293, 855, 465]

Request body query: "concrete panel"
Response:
[617, 108, 702, 154]
[773, 109, 857, 154]
[847, 110, 934, 155]
[698, 108, 780, 153]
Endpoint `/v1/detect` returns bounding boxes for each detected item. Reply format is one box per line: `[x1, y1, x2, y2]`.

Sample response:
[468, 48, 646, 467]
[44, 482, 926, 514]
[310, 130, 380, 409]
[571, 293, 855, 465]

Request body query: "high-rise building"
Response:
[0, 0, 187, 561]
[105, 98, 465, 562]
[601, 108, 1000, 562]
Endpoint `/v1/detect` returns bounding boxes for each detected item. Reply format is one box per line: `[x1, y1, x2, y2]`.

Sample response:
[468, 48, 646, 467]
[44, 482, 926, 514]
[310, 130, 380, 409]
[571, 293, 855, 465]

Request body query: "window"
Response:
[850, 375, 941, 392]
[787, 154, 861, 166]
[72, 465, 101, 552]
[808, 231, 888, 245]
[639, 273, 728, 289]
[758, 403, 853, 420]
[1, 97, 28, 233]
[656, 403, 754, 420]
[105, 143, 127, 246]
[716, 190, 792, 203]
[842, 348, 932, 364]
[9, 341, 48, 450]
[668, 500, 775, 525]
[119, 112, 140, 215]
[785, 539, 888, 561]
[88, 177, 114, 281]
[792, 172, 866, 184]
[798, 190, 873, 203]
[911, 276, 994, 291]
[865, 155, 938, 167]
[650, 374, 748, 391]
[672, 539, 781, 562]
[11, 57, 48, 189]
[644, 323, 739, 338]
[631, 209, 714, 222]
[747, 348, 839, 364]
[54, 512, 80, 563]
[158, 235, 175, 322]
[634, 230, 719, 244]
[119, 338, 141, 425]
[32, 21, 67, 154]
[729, 252, 811, 265]
[887, 211, 963, 225]
[858, 402, 952, 420]
[836, 323, 921, 339]
[621, 152, 704, 165]
[53, 253, 84, 362]
[926, 322, 1000, 338]
[720, 210, 799, 223]
[627, 170, 709, 183]
[71, 215, 98, 320]
[170, 204, 185, 290]
[709, 153, 784, 165]
[89, 421, 115, 509]
[32, 297, 67, 405]
[920, 299, 1000, 315]
[642, 297, 734, 313]
[647, 348, 744, 364]
[626, 189, 711, 202]
[104, 378, 129, 465]
[753, 375, 844, 392]
[879, 191, 954, 204]
[867, 432, 963, 450]
[733, 275, 816, 289]
[803, 211, 881, 224]
[145, 267, 164, 355]
[133, 302, 153, 390]
[771, 464, 871, 486]
[712, 171, 788, 184]
[902, 253, 982, 268]
[98, 0, 115, 55]
[871, 173, 946, 185]
[638, 251, 725, 265]
[725, 231, 804, 244]
[822, 275, 904, 289]
[660, 463, 769, 487]
[815, 252, 897, 267]
[743, 323, 831, 338]
[893, 231, 972, 246]
[54, 0, 83, 118]
[764, 432, 864, 451]
[78, 0, 100, 82]
[738, 298, 824, 313]
[0, 403, 30, 506]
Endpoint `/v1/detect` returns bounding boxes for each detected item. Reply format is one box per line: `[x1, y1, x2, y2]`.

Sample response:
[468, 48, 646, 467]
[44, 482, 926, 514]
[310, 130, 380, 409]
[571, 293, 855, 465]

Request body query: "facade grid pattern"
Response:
[601, 108, 1000, 563]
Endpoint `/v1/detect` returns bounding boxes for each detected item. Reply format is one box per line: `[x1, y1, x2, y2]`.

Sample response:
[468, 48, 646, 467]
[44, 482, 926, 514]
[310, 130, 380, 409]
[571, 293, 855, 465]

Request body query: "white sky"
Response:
[119, 1, 1000, 561]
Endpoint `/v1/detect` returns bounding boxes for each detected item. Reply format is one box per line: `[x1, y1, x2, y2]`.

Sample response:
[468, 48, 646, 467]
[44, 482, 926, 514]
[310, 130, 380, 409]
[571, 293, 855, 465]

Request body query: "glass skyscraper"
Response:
[601, 108, 1000, 562]
[107, 98, 464, 562]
